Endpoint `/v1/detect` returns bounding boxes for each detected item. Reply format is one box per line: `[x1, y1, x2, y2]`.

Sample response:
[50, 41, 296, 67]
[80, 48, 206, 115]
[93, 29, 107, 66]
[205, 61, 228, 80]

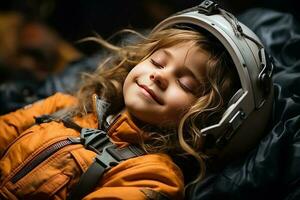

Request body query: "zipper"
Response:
[10, 138, 79, 184]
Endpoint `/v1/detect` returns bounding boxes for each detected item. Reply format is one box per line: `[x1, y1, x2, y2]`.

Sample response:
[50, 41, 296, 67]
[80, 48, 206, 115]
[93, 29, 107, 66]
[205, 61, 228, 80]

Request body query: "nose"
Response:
[150, 71, 168, 90]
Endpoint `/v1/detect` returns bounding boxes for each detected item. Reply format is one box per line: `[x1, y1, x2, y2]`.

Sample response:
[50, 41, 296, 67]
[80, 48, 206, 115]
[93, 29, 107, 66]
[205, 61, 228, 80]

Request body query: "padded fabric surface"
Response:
[187, 8, 300, 200]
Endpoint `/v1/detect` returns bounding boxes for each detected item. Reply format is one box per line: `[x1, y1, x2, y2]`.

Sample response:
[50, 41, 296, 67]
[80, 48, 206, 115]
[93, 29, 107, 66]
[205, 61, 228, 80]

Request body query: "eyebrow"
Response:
[160, 49, 202, 83]
[161, 49, 173, 59]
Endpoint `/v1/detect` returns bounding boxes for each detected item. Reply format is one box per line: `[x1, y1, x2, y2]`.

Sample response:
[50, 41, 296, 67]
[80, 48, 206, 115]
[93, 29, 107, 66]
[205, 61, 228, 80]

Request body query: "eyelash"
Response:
[150, 59, 194, 93]
[150, 59, 164, 69]
[177, 80, 193, 93]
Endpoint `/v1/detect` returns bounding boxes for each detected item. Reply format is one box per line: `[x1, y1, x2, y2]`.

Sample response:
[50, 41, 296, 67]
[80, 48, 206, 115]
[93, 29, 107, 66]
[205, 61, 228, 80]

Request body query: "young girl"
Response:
[0, 26, 240, 199]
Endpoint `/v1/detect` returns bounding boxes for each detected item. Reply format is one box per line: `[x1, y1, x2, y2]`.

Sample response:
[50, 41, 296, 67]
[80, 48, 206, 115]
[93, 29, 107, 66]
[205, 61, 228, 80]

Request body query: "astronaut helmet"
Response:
[151, 0, 274, 164]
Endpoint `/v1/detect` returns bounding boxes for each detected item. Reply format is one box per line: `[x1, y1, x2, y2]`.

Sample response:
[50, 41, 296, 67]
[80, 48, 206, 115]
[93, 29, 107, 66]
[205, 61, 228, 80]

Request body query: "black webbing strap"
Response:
[35, 111, 145, 200]
[35, 114, 82, 132]
[67, 143, 145, 200]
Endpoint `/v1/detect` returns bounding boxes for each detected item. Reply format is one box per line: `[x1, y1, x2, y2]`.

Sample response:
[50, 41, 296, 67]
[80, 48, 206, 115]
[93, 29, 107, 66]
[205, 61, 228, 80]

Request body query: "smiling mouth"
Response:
[136, 82, 164, 105]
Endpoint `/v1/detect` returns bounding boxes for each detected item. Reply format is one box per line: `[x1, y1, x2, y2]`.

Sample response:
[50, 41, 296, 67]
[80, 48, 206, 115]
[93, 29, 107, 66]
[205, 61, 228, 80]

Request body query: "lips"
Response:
[137, 82, 164, 105]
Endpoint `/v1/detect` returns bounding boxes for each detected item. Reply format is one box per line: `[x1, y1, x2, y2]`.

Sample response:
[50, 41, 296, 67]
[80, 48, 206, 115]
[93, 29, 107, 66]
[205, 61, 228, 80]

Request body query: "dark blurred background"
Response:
[0, 0, 298, 55]
[0, 0, 297, 114]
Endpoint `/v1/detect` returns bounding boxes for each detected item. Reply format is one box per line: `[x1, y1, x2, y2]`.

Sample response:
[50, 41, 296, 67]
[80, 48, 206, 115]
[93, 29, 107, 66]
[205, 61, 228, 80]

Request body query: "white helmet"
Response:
[151, 0, 274, 164]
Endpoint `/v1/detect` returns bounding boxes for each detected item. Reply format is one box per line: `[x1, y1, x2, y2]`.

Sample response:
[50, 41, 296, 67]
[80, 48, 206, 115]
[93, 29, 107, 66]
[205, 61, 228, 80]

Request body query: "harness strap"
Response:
[35, 114, 82, 132]
[35, 110, 146, 200]
[68, 143, 144, 200]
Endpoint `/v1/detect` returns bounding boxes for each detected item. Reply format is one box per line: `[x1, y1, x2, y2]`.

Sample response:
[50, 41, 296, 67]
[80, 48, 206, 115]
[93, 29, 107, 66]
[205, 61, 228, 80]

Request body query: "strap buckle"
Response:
[67, 143, 145, 200]
[80, 128, 110, 153]
[95, 144, 121, 169]
[95, 144, 145, 169]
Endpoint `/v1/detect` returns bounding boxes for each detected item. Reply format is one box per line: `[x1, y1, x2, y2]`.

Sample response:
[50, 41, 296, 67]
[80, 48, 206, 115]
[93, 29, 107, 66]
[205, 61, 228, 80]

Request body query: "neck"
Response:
[121, 109, 148, 129]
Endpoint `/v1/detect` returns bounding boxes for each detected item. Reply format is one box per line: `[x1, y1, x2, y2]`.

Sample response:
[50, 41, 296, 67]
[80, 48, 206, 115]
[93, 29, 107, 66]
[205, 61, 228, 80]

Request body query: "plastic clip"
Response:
[80, 128, 110, 153]
[95, 144, 121, 169]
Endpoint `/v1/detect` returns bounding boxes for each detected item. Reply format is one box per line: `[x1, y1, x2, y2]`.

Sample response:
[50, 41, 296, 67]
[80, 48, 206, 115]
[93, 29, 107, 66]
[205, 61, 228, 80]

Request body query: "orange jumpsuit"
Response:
[0, 92, 184, 200]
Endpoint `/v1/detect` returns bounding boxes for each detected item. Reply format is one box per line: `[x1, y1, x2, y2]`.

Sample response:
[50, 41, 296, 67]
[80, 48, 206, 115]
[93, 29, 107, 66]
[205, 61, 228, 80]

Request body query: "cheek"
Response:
[123, 66, 141, 91]
[166, 91, 196, 115]
[123, 75, 131, 97]
[124, 63, 150, 81]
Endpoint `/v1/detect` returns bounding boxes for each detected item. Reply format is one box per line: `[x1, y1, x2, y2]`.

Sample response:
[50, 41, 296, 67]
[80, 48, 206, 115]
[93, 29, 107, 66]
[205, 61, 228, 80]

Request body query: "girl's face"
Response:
[123, 41, 209, 127]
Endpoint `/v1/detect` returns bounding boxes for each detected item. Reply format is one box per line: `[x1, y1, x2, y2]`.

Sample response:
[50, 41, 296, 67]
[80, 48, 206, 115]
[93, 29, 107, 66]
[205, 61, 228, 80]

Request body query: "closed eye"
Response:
[150, 59, 164, 69]
[177, 80, 193, 93]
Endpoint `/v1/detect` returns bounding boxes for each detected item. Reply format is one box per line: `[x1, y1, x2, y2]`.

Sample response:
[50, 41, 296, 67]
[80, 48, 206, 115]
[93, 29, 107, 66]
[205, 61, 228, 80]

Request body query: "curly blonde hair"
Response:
[74, 28, 240, 184]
